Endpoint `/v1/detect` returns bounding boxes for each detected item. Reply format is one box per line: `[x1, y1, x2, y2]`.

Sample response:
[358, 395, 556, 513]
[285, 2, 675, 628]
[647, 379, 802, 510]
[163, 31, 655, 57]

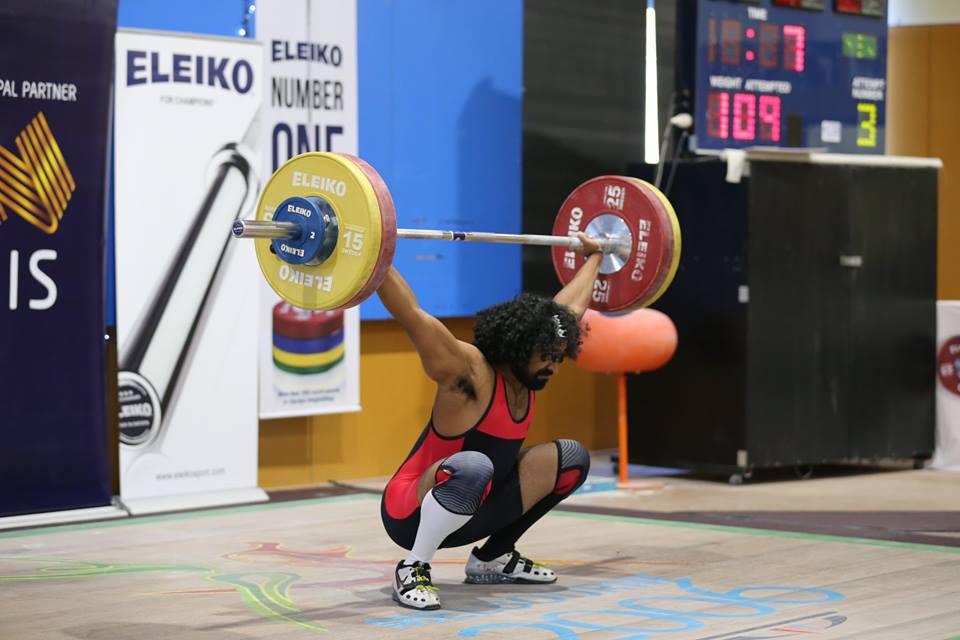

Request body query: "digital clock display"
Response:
[709, 19, 807, 71]
[693, 0, 887, 153]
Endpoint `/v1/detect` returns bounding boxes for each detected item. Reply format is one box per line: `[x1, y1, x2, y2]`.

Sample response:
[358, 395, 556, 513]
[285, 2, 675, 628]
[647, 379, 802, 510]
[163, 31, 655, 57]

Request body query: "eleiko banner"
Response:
[0, 0, 117, 517]
[114, 29, 267, 512]
[256, 0, 361, 418]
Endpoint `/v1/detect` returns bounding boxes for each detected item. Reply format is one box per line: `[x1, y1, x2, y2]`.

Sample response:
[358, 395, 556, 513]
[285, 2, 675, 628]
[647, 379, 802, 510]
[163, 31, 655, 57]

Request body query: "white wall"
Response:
[889, 0, 960, 26]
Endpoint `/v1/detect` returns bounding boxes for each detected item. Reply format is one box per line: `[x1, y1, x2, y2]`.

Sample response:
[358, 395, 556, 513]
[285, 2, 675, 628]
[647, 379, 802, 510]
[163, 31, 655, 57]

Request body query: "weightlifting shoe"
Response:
[393, 560, 441, 610]
[464, 548, 557, 584]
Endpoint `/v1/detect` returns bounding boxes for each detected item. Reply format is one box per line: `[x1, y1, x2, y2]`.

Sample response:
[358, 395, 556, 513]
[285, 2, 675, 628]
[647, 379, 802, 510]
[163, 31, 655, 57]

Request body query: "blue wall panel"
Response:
[357, 1, 523, 319]
[119, 0, 248, 37]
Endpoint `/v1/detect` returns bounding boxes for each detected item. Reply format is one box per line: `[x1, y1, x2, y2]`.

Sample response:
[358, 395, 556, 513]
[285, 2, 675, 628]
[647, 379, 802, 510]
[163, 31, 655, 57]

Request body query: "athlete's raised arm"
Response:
[376, 266, 483, 385]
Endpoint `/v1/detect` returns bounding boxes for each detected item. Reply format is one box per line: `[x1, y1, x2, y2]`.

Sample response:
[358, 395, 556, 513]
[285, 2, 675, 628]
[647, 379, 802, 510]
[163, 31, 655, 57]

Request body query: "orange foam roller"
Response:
[576, 308, 678, 373]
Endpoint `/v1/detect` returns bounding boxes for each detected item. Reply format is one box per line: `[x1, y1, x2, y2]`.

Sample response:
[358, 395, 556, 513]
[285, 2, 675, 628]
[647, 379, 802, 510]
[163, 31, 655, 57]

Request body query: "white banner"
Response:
[933, 301, 960, 470]
[256, 0, 361, 418]
[114, 30, 267, 512]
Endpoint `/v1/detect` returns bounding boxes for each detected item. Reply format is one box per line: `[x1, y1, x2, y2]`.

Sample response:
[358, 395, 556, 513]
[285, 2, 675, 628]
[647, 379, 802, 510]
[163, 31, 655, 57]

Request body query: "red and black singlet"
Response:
[383, 371, 534, 520]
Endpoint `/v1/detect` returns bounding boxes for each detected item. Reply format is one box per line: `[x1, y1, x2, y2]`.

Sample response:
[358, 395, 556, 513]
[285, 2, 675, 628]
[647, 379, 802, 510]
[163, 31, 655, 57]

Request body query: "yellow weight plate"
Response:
[627, 178, 682, 309]
[255, 153, 384, 310]
[272, 342, 346, 368]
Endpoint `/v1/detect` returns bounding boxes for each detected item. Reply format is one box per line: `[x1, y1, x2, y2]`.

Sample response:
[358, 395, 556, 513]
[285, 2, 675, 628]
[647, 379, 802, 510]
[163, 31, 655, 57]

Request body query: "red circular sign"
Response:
[938, 336, 960, 397]
[551, 176, 679, 312]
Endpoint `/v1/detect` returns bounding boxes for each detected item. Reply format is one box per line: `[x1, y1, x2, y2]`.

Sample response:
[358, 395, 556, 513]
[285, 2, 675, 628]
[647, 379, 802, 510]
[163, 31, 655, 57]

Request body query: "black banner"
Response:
[0, 0, 118, 516]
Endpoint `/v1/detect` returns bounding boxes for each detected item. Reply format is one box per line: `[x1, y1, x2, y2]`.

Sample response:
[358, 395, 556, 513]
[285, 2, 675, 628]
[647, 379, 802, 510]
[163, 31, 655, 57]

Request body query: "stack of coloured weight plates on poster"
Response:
[272, 303, 345, 375]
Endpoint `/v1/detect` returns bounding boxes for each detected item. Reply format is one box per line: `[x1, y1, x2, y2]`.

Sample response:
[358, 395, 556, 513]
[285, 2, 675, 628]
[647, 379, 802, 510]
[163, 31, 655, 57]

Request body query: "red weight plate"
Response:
[937, 336, 960, 397]
[551, 176, 677, 312]
[338, 154, 397, 309]
[272, 302, 345, 339]
[625, 178, 681, 310]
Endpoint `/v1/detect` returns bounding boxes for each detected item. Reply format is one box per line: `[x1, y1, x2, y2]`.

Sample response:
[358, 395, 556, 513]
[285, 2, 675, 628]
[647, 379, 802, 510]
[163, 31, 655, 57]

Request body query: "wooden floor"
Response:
[2, 477, 959, 640]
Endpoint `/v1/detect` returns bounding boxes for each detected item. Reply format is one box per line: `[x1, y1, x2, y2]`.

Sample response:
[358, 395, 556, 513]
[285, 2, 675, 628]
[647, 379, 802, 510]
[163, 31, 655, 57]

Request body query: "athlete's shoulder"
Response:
[440, 353, 493, 401]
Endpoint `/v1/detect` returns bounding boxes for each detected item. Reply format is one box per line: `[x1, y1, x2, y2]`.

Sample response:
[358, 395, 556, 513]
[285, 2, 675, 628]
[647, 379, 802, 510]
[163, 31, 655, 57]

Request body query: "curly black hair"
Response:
[473, 293, 582, 371]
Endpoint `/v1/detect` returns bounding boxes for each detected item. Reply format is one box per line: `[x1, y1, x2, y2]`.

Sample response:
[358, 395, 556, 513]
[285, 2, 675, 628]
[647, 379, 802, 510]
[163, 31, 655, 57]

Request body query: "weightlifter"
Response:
[377, 232, 603, 610]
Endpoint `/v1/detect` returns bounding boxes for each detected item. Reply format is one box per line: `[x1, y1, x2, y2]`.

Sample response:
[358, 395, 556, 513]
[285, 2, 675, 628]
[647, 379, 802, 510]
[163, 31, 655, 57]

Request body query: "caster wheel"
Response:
[728, 474, 744, 486]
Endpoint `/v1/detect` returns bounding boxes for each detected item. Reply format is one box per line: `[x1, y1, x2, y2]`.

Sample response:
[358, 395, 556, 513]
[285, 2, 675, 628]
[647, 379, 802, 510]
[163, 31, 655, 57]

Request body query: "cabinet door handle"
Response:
[839, 255, 863, 268]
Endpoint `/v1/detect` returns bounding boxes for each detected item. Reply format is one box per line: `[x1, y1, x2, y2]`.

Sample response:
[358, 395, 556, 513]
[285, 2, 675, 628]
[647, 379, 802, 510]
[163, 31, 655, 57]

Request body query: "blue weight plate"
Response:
[270, 195, 338, 265]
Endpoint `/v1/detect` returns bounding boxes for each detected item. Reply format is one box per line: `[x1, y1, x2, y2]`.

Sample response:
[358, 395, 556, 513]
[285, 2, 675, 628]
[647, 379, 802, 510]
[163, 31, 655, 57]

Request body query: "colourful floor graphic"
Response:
[2, 496, 958, 638]
[0, 539, 853, 638]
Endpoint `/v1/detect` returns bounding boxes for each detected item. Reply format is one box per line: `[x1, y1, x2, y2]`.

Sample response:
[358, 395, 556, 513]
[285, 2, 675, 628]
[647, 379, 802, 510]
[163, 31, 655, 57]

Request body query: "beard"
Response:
[511, 363, 553, 391]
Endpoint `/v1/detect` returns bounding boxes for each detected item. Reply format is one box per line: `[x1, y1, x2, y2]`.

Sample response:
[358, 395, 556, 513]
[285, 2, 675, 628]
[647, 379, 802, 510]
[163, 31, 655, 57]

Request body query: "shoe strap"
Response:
[503, 550, 537, 575]
[503, 550, 521, 574]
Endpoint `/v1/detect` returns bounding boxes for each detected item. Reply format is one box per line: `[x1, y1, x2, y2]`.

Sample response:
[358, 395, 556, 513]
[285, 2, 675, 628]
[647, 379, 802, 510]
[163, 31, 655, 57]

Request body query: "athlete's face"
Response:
[513, 349, 564, 391]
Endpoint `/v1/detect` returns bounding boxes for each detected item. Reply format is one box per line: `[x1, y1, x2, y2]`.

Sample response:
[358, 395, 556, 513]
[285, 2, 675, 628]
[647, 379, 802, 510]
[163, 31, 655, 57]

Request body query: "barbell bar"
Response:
[232, 152, 681, 313]
[232, 219, 631, 254]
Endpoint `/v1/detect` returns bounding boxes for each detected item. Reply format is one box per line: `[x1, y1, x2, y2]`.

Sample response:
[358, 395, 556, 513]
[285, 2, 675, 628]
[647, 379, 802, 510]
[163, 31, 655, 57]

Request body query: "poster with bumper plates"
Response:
[0, 0, 117, 518]
[256, 0, 361, 418]
[934, 301, 960, 470]
[113, 29, 267, 513]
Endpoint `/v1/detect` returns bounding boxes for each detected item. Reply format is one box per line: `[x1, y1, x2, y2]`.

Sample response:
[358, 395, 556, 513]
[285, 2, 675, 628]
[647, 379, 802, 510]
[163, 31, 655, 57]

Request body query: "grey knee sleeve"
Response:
[431, 450, 495, 515]
[553, 439, 590, 495]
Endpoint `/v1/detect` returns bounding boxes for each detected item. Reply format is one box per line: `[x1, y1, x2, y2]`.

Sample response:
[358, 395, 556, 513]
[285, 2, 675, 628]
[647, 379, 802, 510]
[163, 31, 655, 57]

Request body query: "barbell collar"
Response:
[232, 219, 301, 239]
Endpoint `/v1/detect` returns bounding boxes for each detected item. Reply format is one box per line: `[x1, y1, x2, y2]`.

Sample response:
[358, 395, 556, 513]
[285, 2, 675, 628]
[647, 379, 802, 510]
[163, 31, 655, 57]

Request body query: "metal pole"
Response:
[617, 373, 629, 485]
[232, 219, 301, 239]
[395, 229, 626, 253]
[232, 220, 628, 253]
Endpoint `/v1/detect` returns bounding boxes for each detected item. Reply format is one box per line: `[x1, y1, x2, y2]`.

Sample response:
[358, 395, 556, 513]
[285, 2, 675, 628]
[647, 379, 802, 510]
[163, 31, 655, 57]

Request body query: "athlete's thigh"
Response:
[416, 458, 445, 504]
[517, 442, 559, 512]
[441, 464, 524, 548]
[381, 455, 478, 550]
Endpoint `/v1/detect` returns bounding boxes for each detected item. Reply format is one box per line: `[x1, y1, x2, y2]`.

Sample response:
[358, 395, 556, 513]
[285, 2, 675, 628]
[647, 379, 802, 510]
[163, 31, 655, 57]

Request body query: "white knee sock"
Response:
[405, 490, 472, 565]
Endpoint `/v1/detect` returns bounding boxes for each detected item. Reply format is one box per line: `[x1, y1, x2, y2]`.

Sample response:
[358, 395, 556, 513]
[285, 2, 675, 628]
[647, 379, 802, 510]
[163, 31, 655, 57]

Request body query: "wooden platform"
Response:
[2, 491, 959, 639]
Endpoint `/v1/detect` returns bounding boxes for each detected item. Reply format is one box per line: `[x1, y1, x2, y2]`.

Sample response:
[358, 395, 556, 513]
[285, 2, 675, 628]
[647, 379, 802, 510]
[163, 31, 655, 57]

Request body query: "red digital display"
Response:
[835, 0, 862, 13]
[707, 21, 804, 72]
[732, 93, 757, 141]
[706, 93, 782, 144]
[759, 23, 780, 68]
[759, 95, 782, 142]
[708, 17, 717, 65]
[721, 19, 742, 65]
[837, 0, 883, 17]
[774, 0, 827, 8]
[707, 92, 730, 139]
[783, 25, 806, 72]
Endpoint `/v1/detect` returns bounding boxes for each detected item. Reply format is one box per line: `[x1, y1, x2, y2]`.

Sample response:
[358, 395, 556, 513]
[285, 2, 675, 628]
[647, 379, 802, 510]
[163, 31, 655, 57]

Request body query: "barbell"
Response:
[231, 152, 681, 312]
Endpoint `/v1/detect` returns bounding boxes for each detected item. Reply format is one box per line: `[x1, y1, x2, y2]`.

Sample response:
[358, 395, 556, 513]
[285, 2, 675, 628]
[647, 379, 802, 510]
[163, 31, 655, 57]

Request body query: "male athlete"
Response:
[376, 232, 603, 610]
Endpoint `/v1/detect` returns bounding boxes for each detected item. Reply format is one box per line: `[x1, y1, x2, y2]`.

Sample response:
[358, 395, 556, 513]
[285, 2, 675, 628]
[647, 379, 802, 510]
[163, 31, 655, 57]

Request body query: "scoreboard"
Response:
[692, 0, 887, 154]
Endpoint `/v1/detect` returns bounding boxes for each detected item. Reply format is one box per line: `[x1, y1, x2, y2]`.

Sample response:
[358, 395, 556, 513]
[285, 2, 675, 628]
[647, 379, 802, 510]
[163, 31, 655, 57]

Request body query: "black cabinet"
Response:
[626, 156, 938, 479]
